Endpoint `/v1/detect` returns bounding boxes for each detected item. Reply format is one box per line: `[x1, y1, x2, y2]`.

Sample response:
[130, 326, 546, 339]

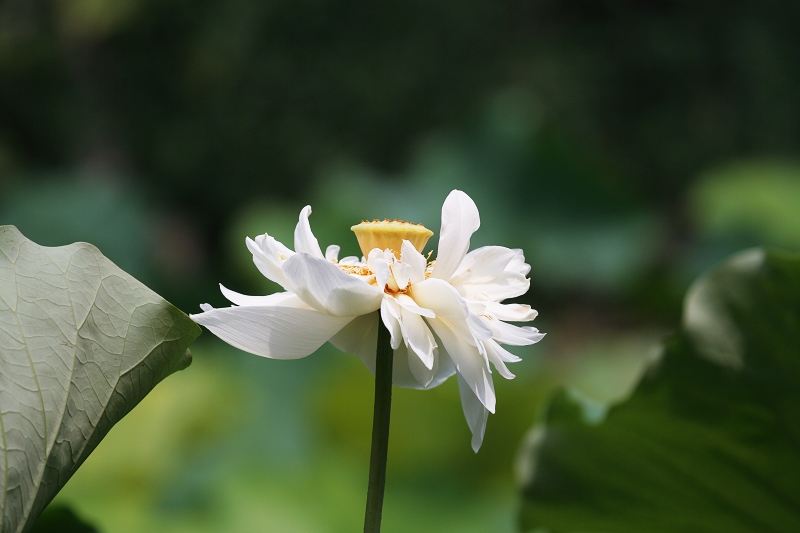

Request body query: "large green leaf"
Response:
[0, 226, 200, 532]
[519, 249, 800, 532]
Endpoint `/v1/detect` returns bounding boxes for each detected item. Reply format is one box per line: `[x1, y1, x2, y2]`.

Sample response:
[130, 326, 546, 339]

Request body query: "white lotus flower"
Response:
[192, 190, 543, 451]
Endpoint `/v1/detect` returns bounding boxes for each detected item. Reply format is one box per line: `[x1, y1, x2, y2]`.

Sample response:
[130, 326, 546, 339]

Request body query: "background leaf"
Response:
[519, 249, 800, 533]
[28, 505, 98, 533]
[0, 226, 200, 532]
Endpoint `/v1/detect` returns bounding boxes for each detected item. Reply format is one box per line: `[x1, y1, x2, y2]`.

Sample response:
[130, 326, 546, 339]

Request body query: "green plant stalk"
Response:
[364, 317, 394, 533]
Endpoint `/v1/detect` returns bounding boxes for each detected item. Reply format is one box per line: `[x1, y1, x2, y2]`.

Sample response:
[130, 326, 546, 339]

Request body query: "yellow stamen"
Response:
[384, 282, 411, 295]
[339, 264, 372, 276]
[351, 219, 433, 258]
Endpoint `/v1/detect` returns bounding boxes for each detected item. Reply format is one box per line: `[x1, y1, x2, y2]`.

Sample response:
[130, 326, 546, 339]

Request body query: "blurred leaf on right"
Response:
[691, 162, 800, 249]
[518, 248, 800, 532]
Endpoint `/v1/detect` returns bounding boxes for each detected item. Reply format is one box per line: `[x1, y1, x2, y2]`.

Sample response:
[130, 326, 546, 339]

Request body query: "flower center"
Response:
[351, 219, 433, 258]
[337, 264, 372, 276]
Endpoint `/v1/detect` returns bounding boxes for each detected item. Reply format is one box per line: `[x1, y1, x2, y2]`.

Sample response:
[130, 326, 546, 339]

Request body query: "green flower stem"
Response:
[364, 317, 394, 533]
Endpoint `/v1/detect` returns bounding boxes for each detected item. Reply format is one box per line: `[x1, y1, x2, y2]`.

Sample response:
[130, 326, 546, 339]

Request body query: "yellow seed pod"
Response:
[351, 219, 433, 258]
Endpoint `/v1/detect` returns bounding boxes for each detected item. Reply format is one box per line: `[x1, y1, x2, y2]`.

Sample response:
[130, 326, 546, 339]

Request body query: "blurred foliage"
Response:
[0, 177, 152, 279]
[51, 342, 523, 532]
[3, 0, 800, 246]
[3, 0, 800, 531]
[30, 505, 98, 533]
[519, 249, 800, 532]
[691, 161, 800, 249]
[49, 320, 662, 533]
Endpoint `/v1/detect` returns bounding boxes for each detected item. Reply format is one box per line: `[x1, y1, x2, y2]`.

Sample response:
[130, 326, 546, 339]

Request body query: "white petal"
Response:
[247, 235, 293, 289]
[395, 293, 435, 318]
[417, 347, 456, 390]
[493, 272, 531, 300]
[426, 318, 496, 413]
[508, 249, 531, 276]
[483, 301, 538, 322]
[413, 278, 489, 351]
[392, 342, 437, 389]
[339, 256, 361, 266]
[329, 312, 379, 368]
[494, 342, 521, 362]
[325, 244, 341, 261]
[399, 306, 437, 370]
[467, 313, 493, 341]
[457, 374, 489, 453]
[466, 300, 487, 315]
[330, 311, 456, 389]
[402, 339, 437, 388]
[455, 248, 532, 302]
[400, 240, 427, 283]
[199, 303, 213, 312]
[294, 205, 325, 259]
[457, 271, 530, 302]
[409, 278, 468, 319]
[373, 257, 391, 289]
[252, 233, 294, 258]
[488, 319, 545, 346]
[366, 247, 385, 266]
[391, 260, 412, 290]
[450, 246, 516, 285]
[282, 253, 383, 316]
[484, 339, 516, 379]
[191, 305, 350, 359]
[220, 285, 308, 308]
[381, 298, 403, 350]
[431, 190, 480, 281]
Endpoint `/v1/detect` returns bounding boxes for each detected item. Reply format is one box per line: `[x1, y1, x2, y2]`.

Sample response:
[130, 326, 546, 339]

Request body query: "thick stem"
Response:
[363, 317, 393, 533]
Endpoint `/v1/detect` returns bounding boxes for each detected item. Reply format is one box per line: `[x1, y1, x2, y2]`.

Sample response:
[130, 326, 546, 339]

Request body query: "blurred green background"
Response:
[2, 1, 800, 531]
